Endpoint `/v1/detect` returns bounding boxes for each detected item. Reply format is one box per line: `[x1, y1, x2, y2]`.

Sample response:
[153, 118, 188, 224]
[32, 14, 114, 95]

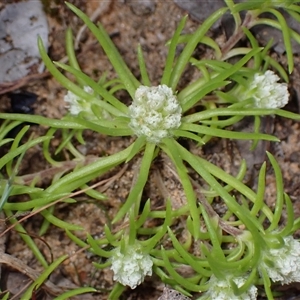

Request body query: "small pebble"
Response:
[126, 0, 155, 16]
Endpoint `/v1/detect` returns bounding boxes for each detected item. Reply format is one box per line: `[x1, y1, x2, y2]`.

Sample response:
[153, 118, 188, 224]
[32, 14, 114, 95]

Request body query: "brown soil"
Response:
[1, 1, 300, 299]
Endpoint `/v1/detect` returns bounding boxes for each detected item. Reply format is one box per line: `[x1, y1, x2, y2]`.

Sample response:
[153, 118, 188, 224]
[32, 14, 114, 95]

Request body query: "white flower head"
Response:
[110, 242, 153, 289]
[201, 275, 257, 300]
[64, 86, 94, 115]
[260, 236, 300, 284]
[247, 70, 289, 109]
[128, 85, 182, 144]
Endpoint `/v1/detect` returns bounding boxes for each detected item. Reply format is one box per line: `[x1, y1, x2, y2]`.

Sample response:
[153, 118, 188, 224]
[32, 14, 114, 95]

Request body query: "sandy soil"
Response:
[1, 1, 300, 299]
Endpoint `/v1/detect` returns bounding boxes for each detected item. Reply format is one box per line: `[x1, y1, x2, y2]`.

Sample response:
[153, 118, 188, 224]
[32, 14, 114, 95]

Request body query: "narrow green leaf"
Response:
[137, 44, 151, 86]
[265, 152, 284, 232]
[168, 228, 211, 276]
[46, 143, 134, 195]
[21, 255, 68, 300]
[65, 27, 86, 86]
[87, 233, 111, 258]
[161, 247, 205, 292]
[125, 136, 146, 163]
[54, 62, 129, 115]
[65, 2, 140, 97]
[54, 287, 97, 300]
[4, 210, 49, 268]
[40, 209, 83, 231]
[66, 229, 89, 248]
[180, 123, 279, 142]
[112, 142, 156, 223]
[161, 15, 187, 86]
[0, 136, 50, 170]
[161, 138, 201, 239]
[170, 7, 228, 90]
[264, 8, 293, 73]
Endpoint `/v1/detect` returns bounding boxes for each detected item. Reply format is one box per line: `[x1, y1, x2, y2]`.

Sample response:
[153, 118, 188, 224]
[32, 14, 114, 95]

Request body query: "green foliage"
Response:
[1, 1, 300, 299]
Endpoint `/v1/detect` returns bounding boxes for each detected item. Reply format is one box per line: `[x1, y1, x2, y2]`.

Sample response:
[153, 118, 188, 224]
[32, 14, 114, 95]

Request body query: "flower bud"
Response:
[260, 236, 300, 284]
[110, 242, 153, 289]
[200, 275, 257, 300]
[129, 85, 182, 143]
[64, 86, 94, 115]
[247, 70, 289, 109]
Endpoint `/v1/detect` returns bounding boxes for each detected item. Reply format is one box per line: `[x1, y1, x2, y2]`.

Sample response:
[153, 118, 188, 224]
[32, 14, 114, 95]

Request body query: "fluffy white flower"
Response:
[128, 85, 182, 144]
[200, 275, 257, 300]
[260, 236, 300, 284]
[64, 86, 94, 115]
[248, 70, 289, 109]
[110, 243, 153, 289]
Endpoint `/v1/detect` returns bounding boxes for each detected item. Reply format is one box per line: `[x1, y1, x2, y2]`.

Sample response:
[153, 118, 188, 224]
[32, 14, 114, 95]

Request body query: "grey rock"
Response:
[173, 0, 224, 29]
[126, 0, 156, 16]
[173, 0, 300, 54]
[0, 0, 49, 83]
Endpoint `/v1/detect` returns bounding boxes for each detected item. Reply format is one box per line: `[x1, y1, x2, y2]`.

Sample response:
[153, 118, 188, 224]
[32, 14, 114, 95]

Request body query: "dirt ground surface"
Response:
[1, 0, 300, 299]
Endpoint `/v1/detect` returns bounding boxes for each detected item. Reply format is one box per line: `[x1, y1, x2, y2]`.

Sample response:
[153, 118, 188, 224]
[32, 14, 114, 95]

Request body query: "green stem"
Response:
[112, 142, 156, 223]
